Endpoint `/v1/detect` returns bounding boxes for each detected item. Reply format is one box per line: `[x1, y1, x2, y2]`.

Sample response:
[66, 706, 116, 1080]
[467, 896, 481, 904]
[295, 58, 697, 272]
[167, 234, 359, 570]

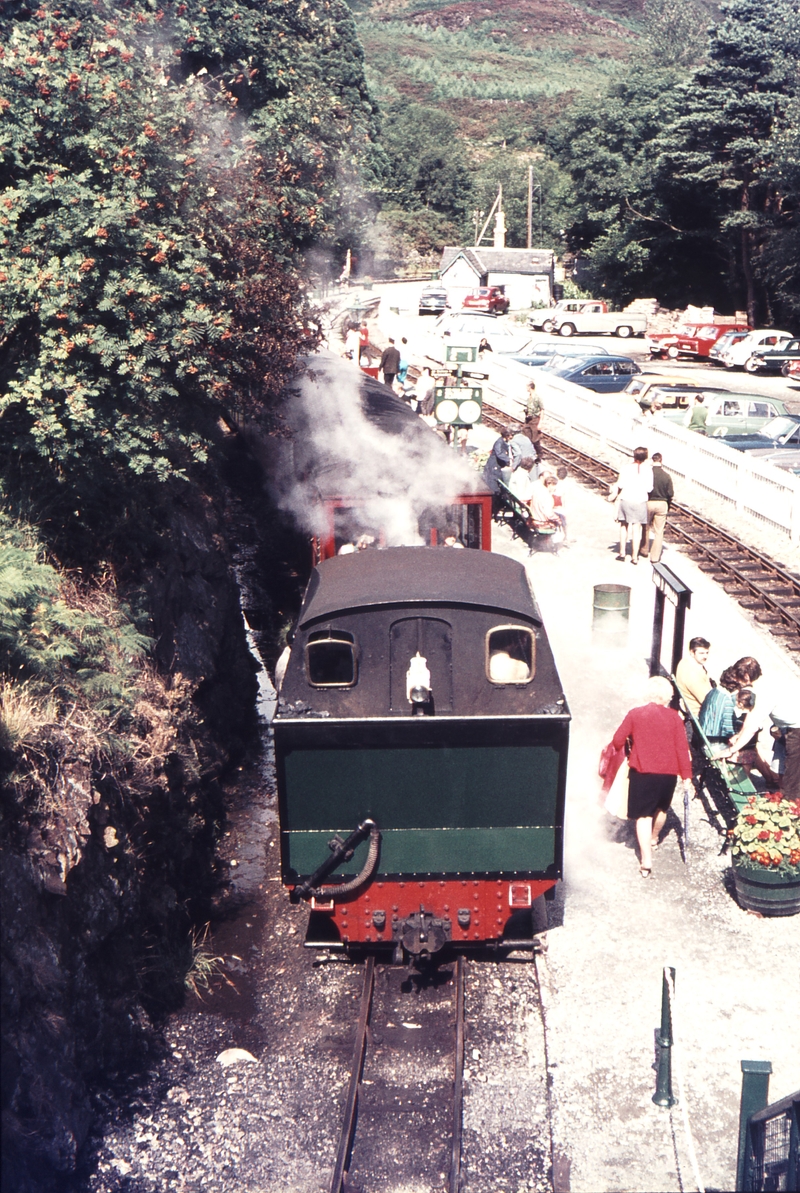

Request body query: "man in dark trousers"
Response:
[641, 451, 674, 562]
[379, 338, 401, 388]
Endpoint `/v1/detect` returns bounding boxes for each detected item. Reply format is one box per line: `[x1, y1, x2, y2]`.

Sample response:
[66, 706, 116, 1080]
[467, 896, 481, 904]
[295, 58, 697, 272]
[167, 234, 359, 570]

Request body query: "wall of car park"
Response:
[485, 358, 800, 544]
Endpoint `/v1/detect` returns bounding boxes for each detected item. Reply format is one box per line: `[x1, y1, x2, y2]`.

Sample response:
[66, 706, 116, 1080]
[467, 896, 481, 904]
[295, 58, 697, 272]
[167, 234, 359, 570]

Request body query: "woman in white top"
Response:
[607, 446, 653, 565]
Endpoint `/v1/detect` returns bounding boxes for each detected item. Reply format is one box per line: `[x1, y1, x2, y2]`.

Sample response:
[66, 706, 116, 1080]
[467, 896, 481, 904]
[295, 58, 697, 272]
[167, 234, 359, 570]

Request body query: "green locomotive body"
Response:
[274, 547, 569, 958]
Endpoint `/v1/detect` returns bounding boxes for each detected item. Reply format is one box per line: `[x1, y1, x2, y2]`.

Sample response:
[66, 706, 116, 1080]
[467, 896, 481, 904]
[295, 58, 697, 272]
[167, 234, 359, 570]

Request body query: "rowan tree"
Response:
[0, 0, 378, 544]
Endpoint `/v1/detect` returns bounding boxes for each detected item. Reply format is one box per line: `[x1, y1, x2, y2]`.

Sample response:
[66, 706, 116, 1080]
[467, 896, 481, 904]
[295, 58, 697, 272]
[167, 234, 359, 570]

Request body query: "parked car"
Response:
[742, 337, 800, 375]
[745, 448, 800, 474]
[709, 329, 750, 364]
[786, 359, 800, 381]
[545, 355, 642, 392]
[550, 303, 647, 339]
[716, 329, 793, 370]
[418, 287, 449, 316]
[511, 344, 610, 368]
[623, 374, 729, 410]
[434, 313, 528, 354]
[662, 394, 788, 435]
[529, 298, 607, 333]
[720, 415, 800, 452]
[647, 323, 749, 360]
[462, 285, 509, 315]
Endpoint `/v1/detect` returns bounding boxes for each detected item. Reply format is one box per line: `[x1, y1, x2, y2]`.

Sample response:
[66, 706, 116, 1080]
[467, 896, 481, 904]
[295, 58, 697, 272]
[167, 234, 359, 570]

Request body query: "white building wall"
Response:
[441, 257, 480, 307]
[486, 271, 552, 310]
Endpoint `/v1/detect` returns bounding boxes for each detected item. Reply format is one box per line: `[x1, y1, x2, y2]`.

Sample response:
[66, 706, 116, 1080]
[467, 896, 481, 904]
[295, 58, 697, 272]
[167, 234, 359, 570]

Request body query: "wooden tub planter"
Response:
[729, 793, 800, 917]
[732, 859, 800, 917]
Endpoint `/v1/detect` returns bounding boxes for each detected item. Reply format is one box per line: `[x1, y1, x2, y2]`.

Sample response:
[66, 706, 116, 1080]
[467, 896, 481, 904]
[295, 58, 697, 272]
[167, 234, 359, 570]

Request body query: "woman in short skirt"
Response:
[607, 446, 653, 564]
[610, 676, 692, 876]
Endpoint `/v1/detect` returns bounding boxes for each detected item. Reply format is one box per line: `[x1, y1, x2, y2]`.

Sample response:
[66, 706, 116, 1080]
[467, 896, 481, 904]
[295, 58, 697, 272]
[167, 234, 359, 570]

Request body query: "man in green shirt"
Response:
[521, 381, 544, 446]
[687, 394, 708, 434]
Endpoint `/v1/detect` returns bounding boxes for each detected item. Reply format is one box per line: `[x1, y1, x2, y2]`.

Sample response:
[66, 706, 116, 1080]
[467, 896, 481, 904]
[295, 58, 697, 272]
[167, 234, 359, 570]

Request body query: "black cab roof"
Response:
[298, 547, 540, 628]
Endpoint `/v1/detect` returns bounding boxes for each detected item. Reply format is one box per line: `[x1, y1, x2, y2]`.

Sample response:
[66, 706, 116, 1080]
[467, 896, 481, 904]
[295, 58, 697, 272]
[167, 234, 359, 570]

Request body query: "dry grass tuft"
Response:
[0, 681, 56, 750]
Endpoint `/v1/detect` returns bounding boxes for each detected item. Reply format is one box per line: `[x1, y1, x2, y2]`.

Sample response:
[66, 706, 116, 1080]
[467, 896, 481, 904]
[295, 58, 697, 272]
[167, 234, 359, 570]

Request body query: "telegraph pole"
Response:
[527, 165, 533, 249]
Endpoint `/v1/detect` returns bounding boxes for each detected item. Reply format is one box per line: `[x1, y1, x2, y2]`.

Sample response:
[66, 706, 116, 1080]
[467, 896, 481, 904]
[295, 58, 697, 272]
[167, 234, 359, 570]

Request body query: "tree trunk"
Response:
[741, 187, 757, 327]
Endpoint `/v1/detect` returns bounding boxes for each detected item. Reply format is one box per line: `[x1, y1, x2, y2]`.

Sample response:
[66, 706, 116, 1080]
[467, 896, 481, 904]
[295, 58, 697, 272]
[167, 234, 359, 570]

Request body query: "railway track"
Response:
[331, 955, 466, 1193]
[482, 401, 800, 658]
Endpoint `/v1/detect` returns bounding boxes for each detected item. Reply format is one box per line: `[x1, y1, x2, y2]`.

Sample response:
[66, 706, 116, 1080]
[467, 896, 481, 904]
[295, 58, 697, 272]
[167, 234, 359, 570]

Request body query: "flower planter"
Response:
[732, 860, 800, 917]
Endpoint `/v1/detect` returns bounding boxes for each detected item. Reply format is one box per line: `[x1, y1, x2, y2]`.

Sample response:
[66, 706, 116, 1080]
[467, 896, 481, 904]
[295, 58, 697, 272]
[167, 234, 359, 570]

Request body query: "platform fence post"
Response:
[653, 966, 677, 1108]
[736, 1060, 772, 1192]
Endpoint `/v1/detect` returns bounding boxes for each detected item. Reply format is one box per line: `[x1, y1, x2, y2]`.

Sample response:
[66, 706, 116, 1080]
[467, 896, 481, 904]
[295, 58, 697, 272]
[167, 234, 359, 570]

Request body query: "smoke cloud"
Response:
[270, 351, 481, 548]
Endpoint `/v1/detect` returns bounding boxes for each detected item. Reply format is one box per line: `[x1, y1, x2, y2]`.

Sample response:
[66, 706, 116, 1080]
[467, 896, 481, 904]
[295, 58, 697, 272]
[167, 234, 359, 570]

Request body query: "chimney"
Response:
[493, 207, 506, 249]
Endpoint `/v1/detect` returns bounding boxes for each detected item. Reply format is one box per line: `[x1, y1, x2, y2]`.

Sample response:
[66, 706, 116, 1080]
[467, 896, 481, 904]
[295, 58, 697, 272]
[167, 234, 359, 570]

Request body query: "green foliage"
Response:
[0, 0, 379, 552]
[551, 0, 800, 316]
[379, 104, 474, 221]
[358, 17, 627, 101]
[642, 0, 708, 67]
[470, 154, 573, 250]
[0, 512, 151, 719]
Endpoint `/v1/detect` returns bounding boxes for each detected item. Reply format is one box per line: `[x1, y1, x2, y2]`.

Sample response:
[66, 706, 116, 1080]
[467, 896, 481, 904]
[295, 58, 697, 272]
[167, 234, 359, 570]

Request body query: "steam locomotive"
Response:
[274, 546, 569, 961]
[284, 356, 493, 563]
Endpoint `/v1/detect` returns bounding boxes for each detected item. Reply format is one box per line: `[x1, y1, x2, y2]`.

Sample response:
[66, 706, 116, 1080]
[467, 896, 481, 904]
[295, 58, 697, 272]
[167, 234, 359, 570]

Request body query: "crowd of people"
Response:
[602, 640, 799, 878]
[675, 638, 798, 795]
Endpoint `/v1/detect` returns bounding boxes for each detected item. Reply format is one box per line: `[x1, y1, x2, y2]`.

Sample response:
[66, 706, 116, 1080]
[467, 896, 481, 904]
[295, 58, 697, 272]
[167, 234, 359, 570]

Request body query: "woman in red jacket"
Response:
[610, 676, 692, 877]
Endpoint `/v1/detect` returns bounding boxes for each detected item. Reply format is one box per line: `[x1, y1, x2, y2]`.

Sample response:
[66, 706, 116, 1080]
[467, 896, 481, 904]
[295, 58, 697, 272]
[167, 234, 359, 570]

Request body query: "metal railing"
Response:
[741, 1090, 800, 1192]
[479, 357, 800, 542]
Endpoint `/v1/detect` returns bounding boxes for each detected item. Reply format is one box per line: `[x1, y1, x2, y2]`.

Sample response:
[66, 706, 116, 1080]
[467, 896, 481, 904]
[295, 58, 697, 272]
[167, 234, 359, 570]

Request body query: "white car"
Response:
[718, 329, 793, 370]
[433, 313, 529, 354]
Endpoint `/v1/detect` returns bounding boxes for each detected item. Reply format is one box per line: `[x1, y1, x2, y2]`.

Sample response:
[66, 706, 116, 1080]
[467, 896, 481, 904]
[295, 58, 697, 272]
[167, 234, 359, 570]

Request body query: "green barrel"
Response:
[732, 861, 800, 916]
[592, 584, 631, 635]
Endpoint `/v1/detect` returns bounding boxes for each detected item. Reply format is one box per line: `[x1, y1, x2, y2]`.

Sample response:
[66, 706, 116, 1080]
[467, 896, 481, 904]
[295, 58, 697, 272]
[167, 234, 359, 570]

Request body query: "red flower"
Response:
[757, 830, 770, 841]
[766, 792, 783, 805]
[774, 830, 783, 842]
[746, 815, 758, 825]
[771, 855, 781, 866]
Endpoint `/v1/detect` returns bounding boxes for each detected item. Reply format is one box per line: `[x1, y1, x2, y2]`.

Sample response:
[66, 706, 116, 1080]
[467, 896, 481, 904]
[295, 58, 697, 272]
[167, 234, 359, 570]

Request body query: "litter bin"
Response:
[593, 584, 630, 638]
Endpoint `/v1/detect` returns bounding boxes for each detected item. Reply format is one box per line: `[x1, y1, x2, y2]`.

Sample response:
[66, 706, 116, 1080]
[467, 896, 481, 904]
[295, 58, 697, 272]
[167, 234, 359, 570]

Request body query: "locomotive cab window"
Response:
[486, 626, 535, 685]
[306, 631, 357, 687]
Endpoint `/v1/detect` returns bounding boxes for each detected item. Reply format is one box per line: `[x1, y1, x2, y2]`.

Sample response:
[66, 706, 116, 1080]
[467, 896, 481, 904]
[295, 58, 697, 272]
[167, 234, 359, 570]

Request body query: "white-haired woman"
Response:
[609, 676, 692, 877]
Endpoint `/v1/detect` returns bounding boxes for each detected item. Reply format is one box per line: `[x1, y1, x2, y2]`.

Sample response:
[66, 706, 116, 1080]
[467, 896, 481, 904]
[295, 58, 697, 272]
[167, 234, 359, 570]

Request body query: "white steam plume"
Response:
[271, 351, 480, 546]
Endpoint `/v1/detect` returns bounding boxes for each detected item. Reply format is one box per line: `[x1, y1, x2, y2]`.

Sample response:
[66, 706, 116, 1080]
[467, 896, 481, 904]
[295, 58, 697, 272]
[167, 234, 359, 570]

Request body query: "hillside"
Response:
[350, 0, 645, 144]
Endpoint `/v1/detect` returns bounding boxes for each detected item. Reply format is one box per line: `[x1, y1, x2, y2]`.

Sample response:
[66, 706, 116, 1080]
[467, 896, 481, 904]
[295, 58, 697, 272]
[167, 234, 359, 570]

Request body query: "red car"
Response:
[787, 359, 800, 380]
[648, 323, 749, 360]
[462, 285, 509, 315]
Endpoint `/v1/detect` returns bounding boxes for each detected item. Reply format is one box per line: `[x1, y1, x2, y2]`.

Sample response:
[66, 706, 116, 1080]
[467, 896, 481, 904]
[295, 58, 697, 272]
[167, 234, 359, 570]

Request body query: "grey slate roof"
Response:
[440, 246, 555, 276]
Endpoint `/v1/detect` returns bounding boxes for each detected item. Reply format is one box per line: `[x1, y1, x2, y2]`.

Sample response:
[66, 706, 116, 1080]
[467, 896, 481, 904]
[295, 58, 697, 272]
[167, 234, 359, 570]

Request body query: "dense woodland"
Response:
[362, 0, 800, 325]
[0, 0, 798, 1187]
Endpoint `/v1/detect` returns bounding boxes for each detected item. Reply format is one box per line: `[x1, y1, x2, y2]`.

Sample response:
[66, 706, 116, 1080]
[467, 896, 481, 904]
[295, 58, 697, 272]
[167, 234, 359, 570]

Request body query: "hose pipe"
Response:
[311, 822, 381, 901]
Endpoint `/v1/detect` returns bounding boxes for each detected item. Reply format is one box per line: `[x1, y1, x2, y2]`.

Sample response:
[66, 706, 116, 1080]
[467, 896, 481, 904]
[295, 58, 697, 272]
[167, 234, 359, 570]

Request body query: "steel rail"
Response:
[481, 401, 800, 652]
[330, 955, 465, 1193]
[330, 954, 375, 1193]
[450, 954, 466, 1193]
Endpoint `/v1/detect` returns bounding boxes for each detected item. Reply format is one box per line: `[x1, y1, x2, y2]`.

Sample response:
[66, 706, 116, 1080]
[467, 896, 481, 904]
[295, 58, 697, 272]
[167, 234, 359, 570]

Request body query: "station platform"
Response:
[493, 472, 799, 1192]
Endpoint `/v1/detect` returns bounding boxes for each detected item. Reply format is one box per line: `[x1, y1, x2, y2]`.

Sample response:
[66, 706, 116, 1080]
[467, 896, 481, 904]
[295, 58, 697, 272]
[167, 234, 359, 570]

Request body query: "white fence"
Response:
[483, 357, 800, 543]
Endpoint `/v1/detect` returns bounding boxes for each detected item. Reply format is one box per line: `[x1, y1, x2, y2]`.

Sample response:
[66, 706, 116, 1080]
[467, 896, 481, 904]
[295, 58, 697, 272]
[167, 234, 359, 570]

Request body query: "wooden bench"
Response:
[674, 686, 757, 827]
[496, 481, 559, 552]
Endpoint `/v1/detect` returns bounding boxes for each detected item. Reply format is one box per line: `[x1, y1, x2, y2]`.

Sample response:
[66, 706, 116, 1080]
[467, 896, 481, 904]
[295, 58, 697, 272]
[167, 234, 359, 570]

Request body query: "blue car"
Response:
[545, 354, 642, 393]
